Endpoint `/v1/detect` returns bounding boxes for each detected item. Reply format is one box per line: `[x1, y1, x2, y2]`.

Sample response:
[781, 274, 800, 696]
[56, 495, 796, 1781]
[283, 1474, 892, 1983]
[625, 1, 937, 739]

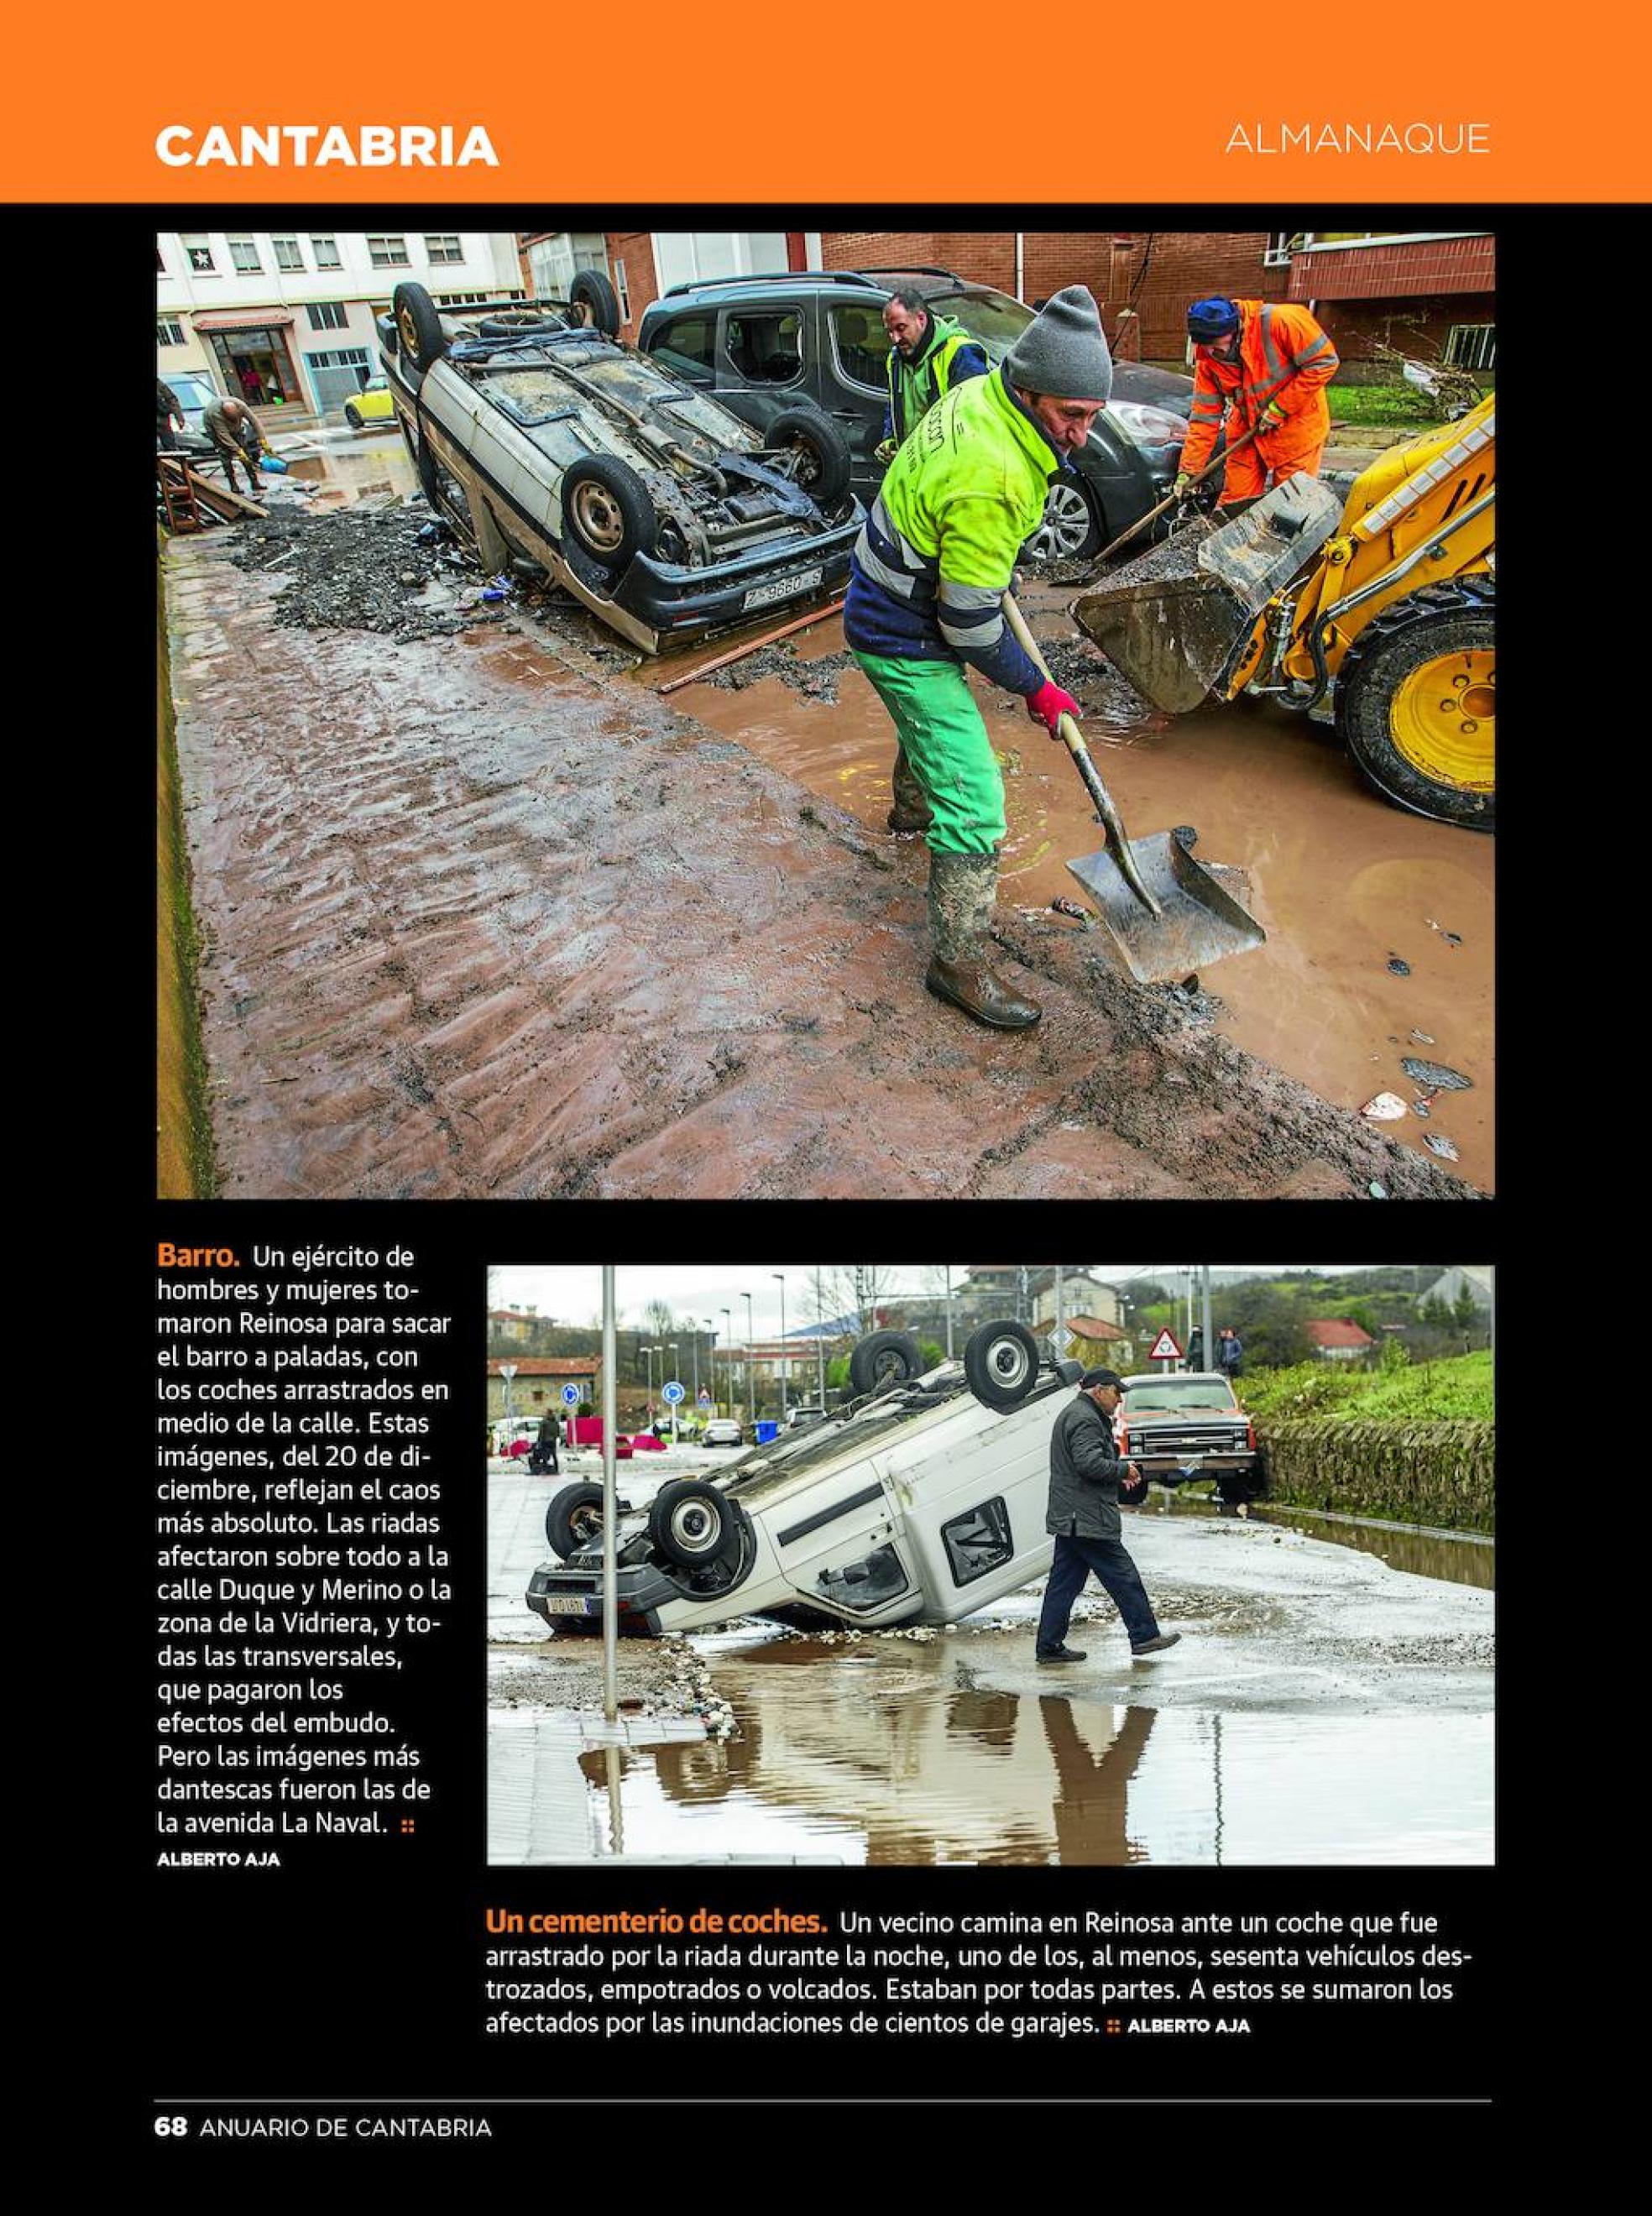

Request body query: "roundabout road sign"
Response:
[662, 1381, 685, 1406]
[560, 1383, 580, 1406]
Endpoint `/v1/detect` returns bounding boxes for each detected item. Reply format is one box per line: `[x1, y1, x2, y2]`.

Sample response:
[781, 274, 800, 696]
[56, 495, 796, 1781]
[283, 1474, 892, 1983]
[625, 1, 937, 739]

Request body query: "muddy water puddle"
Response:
[576, 1635, 1491, 1865]
[659, 599, 1493, 1189]
[282, 432, 417, 510]
[1158, 1495, 1494, 1588]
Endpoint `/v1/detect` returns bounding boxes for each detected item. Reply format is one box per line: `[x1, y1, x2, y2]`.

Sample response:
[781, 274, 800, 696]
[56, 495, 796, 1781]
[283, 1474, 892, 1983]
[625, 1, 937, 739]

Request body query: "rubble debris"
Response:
[1401, 1056, 1473, 1092]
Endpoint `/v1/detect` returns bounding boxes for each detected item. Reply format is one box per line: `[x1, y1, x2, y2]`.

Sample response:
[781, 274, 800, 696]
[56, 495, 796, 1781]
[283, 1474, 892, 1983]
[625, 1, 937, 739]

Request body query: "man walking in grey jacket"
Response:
[1036, 1368, 1180, 1662]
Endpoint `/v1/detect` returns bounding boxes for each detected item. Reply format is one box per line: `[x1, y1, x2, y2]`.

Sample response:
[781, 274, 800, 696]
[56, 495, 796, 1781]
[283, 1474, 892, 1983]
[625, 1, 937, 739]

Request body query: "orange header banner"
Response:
[6, 5, 1650, 201]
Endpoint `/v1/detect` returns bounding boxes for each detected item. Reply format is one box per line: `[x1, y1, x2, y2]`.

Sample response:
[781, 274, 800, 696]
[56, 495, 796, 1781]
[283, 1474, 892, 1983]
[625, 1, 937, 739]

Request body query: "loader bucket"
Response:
[1071, 473, 1345, 713]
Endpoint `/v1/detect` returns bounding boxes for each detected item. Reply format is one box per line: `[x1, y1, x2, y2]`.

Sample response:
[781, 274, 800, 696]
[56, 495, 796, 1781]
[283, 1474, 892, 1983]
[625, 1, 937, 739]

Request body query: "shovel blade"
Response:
[1065, 833, 1266, 985]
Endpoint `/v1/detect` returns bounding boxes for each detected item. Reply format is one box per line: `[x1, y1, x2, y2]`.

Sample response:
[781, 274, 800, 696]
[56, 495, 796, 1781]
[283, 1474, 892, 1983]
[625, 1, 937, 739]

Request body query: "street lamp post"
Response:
[813, 1268, 828, 1405]
[771, 1273, 788, 1420]
[742, 1291, 755, 1425]
[721, 1309, 733, 1419]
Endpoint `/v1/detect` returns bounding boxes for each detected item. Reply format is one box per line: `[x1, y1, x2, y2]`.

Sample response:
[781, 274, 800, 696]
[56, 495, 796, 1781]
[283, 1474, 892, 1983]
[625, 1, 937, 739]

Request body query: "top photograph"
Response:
[156, 225, 1494, 1201]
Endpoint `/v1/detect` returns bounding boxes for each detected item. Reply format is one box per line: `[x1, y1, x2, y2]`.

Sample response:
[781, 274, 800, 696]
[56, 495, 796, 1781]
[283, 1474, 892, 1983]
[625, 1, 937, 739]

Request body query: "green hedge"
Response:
[1258, 1418, 1493, 1534]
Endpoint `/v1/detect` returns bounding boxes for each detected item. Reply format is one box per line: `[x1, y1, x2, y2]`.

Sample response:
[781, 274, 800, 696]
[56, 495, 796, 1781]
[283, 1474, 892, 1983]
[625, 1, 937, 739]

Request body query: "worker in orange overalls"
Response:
[1174, 295, 1339, 508]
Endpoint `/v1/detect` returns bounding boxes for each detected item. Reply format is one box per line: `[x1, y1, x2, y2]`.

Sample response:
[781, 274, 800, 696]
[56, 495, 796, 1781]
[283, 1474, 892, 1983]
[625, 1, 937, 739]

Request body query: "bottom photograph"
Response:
[486, 1262, 1493, 1868]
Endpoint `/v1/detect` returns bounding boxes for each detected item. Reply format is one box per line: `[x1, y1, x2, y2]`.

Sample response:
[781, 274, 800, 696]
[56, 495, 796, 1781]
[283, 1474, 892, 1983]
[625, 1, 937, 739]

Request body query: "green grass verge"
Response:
[1242, 1350, 1493, 1424]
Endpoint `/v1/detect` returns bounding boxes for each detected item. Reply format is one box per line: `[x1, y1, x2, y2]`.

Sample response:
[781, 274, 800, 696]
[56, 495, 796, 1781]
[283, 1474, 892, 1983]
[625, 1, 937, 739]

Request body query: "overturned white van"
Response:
[525, 1323, 1082, 1638]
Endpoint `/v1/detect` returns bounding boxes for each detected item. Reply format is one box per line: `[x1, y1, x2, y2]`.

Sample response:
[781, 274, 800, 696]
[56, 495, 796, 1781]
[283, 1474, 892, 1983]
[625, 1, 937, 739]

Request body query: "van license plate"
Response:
[543, 1596, 597, 1617]
[744, 567, 821, 612]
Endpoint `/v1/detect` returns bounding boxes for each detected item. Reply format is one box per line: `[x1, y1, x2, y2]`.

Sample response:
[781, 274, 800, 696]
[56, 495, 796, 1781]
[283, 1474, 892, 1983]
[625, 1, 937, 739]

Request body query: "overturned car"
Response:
[379, 276, 862, 653]
[526, 1320, 1086, 1638]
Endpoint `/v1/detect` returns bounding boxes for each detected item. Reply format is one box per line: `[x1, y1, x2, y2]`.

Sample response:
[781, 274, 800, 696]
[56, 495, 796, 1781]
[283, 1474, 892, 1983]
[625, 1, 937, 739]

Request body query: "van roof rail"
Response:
[659, 269, 886, 298]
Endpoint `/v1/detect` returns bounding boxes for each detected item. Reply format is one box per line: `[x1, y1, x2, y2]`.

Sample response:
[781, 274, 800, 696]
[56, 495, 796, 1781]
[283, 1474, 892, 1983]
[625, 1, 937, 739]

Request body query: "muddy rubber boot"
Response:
[924, 852, 1041, 1031]
[886, 746, 934, 834]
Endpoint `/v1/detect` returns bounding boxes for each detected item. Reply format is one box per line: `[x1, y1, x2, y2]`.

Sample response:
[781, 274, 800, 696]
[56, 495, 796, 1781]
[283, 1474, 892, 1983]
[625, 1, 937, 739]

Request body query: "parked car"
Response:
[378, 278, 863, 653]
[525, 1319, 1083, 1637]
[161, 369, 221, 447]
[1115, 1372, 1262, 1500]
[343, 375, 395, 430]
[785, 1403, 827, 1429]
[637, 266, 1195, 564]
[703, 1419, 744, 1447]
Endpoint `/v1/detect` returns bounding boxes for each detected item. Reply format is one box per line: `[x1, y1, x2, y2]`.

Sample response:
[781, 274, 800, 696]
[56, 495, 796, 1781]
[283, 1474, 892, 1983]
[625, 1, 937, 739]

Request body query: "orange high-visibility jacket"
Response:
[1179, 298, 1339, 478]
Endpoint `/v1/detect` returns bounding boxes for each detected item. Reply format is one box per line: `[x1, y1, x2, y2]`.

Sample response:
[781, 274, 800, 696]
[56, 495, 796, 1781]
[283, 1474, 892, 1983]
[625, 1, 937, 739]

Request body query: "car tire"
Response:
[544, 1484, 605, 1560]
[963, 1318, 1041, 1410]
[344, 405, 362, 429]
[848, 1329, 925, 1397]
[1335, 577, 1495, 830]
[561, 453, 657, 572]
[763, 406, 854, 504]
[1022, 476, 1103, 565]
[392, 282, 447, 384]
[647, 1480, 742, 1571]
[569, 269, 623, 337]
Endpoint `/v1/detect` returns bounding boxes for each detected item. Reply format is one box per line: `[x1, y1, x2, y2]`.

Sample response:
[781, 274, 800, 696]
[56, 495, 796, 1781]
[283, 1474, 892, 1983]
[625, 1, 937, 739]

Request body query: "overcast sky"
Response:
[484, 1264, 1455, 1340]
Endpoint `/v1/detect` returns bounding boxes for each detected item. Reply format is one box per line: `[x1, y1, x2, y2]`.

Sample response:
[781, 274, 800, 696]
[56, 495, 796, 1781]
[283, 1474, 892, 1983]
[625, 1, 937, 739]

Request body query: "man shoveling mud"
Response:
[844, 286, 1115, 1030]
[1036, 1368, 1180, 1664]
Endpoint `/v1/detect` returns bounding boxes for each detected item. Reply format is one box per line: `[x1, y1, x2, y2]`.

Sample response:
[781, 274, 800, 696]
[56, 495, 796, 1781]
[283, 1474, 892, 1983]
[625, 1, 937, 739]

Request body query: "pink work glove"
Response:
[1026, 679, 1080, 733]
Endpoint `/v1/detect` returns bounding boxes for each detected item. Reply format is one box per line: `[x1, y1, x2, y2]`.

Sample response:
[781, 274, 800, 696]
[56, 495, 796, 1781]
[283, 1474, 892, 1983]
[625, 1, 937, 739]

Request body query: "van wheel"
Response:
[569, 269, 622, 337]
[561, 454, 657, 571]
[648, 1481, 741, 1571]
[764, 406, 853, 504]
[393, 282, 447, 384]
[545, 1484, 605, 1560]
[964, 1319, 1041, 1409]
[848, 1329, 924, 1396]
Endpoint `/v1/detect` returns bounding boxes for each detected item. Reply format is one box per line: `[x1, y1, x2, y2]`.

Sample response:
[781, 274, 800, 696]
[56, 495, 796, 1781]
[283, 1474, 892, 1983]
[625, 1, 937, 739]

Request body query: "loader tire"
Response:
[1336, 576, 1495, 831]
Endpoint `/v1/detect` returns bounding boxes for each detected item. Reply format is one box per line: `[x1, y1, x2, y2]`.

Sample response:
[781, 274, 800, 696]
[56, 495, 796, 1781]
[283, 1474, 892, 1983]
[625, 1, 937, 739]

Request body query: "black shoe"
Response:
[926, 957, 1042, 1031]
[1036, 1645, 1087, 1664]
[1131, 1633, 1182, 1657]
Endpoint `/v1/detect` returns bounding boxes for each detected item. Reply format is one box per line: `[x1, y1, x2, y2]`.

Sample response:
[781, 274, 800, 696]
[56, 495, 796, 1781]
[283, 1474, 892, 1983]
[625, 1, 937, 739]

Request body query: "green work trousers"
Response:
[853, 650, 1006, 855]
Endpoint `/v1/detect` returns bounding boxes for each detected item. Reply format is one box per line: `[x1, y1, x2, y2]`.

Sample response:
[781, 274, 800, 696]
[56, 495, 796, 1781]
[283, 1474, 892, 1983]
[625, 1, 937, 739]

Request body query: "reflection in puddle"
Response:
[576, 1639, 1493, 1866]
[1160, 1495, 1495, 1589]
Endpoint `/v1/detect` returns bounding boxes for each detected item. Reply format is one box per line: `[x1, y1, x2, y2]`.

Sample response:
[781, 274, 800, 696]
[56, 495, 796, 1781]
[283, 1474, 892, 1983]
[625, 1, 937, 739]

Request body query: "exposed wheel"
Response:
[963, 1318, 1041, 1410]
[647, 1480, 741, 1571]
[763, 406, 853, 505]
[392, 282, 447, 383]
[478, 310, 563, 337]
[569, 269, 622, 337]
[560, 453, 657, 572]
[848, 1329, 925, 1396]
[1022, 477, 1102, 564]
[344, 404, 363, 429]
[1335, 577, 1494, 830]
[544, 1483, 604, 1560]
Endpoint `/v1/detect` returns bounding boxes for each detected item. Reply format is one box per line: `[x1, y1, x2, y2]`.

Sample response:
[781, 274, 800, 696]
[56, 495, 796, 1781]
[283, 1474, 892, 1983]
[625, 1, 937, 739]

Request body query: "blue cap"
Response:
[1187, 296, 1241, 342]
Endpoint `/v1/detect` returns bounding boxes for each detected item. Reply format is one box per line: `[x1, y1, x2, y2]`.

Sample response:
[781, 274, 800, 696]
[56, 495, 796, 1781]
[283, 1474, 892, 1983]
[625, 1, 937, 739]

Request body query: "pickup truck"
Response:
[1116, 1372, 1263, 1502]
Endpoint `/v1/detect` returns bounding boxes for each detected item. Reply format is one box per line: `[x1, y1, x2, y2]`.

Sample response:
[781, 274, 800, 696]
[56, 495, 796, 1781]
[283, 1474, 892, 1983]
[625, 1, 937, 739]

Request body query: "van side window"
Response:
[829, 306, 891, 393]
[650, 313, 716, 386]
[725, 311, 802, 384]
[941, 1498, 1014, 1586]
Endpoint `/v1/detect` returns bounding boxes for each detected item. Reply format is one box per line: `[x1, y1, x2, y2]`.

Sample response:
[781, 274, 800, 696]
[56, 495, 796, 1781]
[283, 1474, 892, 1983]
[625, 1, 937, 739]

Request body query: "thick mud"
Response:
[666, 588, 1493, 1188]
[167, 512, 1481, 1199]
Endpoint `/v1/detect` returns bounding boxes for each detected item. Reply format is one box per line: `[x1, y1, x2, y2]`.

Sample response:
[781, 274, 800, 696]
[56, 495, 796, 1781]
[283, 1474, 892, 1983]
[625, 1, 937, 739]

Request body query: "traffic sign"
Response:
[662, 1381, 685, 1406]
[560, 1383, 580, 1407]
[1148, 1327, 1184, 1362]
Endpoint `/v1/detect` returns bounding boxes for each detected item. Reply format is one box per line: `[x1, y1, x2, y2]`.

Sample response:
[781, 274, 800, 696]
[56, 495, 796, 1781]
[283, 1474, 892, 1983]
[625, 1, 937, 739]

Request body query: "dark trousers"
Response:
[1037, 1531, 1160, 1652]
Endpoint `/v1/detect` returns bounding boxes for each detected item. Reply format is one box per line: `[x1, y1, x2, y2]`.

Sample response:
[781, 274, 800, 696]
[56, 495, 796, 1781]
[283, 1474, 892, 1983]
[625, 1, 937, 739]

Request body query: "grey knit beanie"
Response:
[1003, 285, 1114, 403]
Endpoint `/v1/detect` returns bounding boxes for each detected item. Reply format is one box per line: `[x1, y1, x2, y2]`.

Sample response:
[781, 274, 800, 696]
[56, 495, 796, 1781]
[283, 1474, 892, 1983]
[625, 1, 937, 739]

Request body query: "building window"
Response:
[181, 234, 216, 274]
[1262, 232, 1305, 268]
[273, 236, 304, 273]
[425, 234, 463, 264]
[311, 234, 342, 269]
[368, 235, 410, 269]
[435, 290, 524, 306]
[157, 318, 185, 348]
[1445, 323, 1497, 372]
[228, 236, 263, 274]
[613, 259, 630, 321]
[306, 301, 350, 332]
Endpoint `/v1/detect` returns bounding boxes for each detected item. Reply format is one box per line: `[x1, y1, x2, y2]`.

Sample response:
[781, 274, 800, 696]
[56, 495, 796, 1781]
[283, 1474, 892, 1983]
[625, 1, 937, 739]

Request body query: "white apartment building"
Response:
[156, 229, 525, 418]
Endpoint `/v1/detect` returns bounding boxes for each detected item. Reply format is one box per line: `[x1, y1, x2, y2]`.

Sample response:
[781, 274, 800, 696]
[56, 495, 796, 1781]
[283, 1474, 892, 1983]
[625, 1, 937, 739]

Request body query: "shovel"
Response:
[1078, 421, 1267, 579]
[1002, 593, 1266, 985]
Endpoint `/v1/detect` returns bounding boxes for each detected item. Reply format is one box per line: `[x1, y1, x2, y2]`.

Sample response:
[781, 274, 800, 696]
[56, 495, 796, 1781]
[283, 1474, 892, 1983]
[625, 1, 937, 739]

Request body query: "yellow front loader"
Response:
[1073, 396, 1495, 828]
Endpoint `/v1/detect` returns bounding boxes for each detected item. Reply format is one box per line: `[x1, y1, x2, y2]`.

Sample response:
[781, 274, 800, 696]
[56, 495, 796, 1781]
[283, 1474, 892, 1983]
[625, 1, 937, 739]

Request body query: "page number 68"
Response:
[154, 2117, 190, 2137]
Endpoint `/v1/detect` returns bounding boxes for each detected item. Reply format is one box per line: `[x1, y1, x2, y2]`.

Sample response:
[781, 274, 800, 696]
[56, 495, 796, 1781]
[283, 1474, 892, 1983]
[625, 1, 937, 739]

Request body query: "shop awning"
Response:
[190, 309, 296, 331]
